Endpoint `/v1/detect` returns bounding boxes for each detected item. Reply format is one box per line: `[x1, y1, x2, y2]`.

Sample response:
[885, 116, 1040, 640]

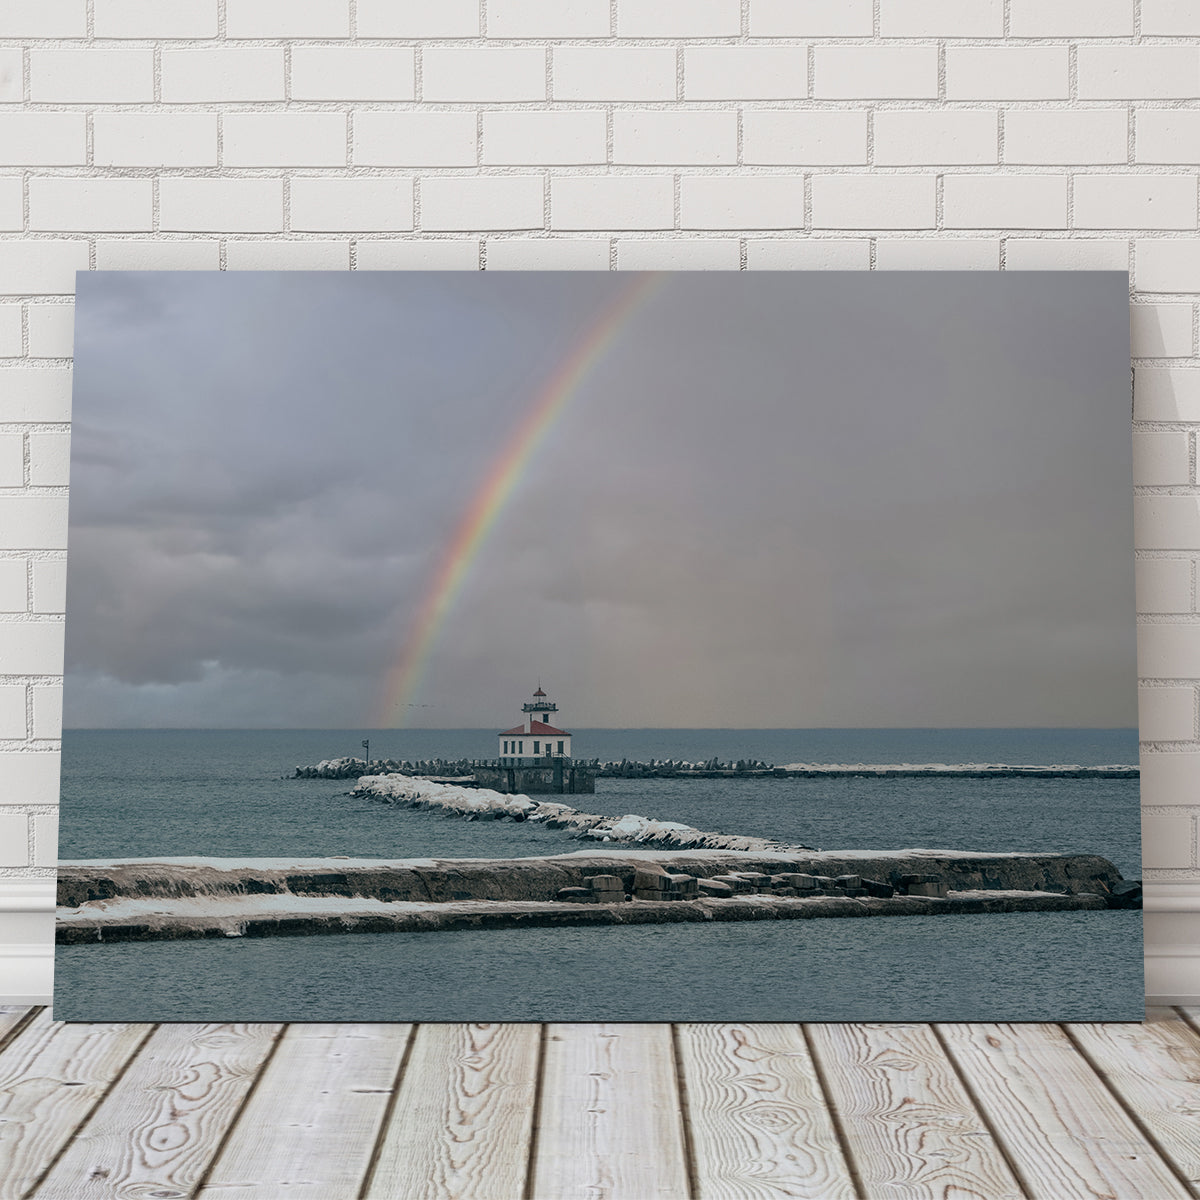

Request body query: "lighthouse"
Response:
[498, 685, 573, 766]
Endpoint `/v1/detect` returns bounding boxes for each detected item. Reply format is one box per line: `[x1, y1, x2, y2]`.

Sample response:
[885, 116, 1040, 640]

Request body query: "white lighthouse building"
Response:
[498, 685, 573, 766]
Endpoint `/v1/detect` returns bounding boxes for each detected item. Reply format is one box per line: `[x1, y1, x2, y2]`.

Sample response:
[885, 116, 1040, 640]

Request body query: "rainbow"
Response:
[376, 273, 664, 727]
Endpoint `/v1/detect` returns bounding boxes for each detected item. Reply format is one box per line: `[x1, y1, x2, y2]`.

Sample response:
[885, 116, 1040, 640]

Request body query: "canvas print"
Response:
[55, 270, 1141, 1023]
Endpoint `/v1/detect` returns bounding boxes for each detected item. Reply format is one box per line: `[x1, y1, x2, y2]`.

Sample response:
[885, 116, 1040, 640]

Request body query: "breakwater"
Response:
[350, 774, 816, 853]
[56, 847, 1135, 944]
[295, 756, 1138, 781]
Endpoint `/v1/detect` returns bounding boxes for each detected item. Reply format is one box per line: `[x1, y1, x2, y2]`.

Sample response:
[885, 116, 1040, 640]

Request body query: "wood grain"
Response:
[939, 1022, 1192, 1200]
[365, 1023, 538, 1200]
[808, 1021, 1024, 1200]
[196, 1023, 413, 1199]
[30, 1022, 281, 1200]
[0, 1007, 36, 1053]
[530, 1023, 689, 1200]
[677, 1022, 855, 1200]
[1066, 1009, 1200, 1195]
[0, 1008, 151, 1200]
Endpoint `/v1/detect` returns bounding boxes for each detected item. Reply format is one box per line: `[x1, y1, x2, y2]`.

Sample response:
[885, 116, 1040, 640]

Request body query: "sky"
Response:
[64, 270, 1136, 729]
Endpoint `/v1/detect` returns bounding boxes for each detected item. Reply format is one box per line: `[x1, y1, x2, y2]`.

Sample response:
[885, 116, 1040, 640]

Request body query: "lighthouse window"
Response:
[533, 741, 540, 754]
[558, 740, 564, 753]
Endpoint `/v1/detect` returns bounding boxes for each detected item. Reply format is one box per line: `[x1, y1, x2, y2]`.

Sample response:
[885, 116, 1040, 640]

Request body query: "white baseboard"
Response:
[2, 879, 1197, 1010]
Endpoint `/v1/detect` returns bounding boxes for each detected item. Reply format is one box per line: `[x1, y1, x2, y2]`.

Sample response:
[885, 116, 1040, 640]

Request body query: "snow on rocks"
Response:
[351, 775, 813, 852]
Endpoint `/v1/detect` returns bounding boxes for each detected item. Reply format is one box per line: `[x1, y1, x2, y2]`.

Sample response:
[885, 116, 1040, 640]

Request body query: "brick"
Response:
[1078, 47, 1200, 100]
[1134, 431, 1190, 486]
[0, 115, 86, 167]
[613, 110, 736, 166]
[93, 113, 218, 168]
[945, 47, 1068, 100]
[1137, 111, 1200, 165]
[357, 240, 480, 270]
[0, 752, 60, 805]
[1135, 369, 1200, 421]
[26, 305, 73, 359]
[291, 178, 413, 233]
[1137, 558, 1192, 614]
[31, 686, 61, 739]
[0, 624, 63, 672]
[225, 0, 349, 38]
[356, 112, 477, 167]
[875, 239, 1000, 270]
[95, 240, 219, 270]
[1142, 748, 1200, 806]
[685, 47, 809, 100]
[290, 48, 415, 101]
[160, 178, 283, 233]
[1004, 110, 1128, 166]
[0, 815, 28, 867]
[0, 178, 21, 231]
[489, 0, 609, 37]
[1140, 686, 1195, 740]
[0, 0, 86, 36]
[33, 812, 58, 867]
[162, 49, 285, 103]
[0, 435, 21, 487]
[1131, 304, 1194, 359]
[617, 240, 740, 270]
[742, 111, 866, 165]
[747, 239, 871, 270]
[485, 111, 607, 166]
[551, 176, 673, 230]
[1137, 241, 1200, 293]
[223, 114, 347, 168]
[28, 433, 70, 487]
[0, 51, 20, 105]
[1142, 812, 1194, 867]
[1005, 238, 1128, 271]
[553, 47, 676, 101]
[0, 370, 72, 421]
[1136, 497, 1200, 549]
[750, 0, 871, 35]
[880, 0, 1002, 36]
[814, 46, 937, 99]
[874, 109, 998, 166]
[421, 176, 542, 232]
[357, 0, 478, 36]
[1141, 0, 1200, 35]
[423, 48, 545, 103]
[31, 50, 154, 104]
[1140, 624, 1200, 676]
[681, 176, 804, 230]
[94, 0, 218, 37]
[0, 560, 25, 612]
[812, 176, 936, 229]
[617, 0, 739, 37]
[31, 560, 65, 613]
[0, 307, 20, 357]
[0, 498, 68, 549]
[1074, 176, 1197, 231]
[1010, 0, 1133, 35]
[484, 238, 608, 270]
[0, 687, 21, 738]
[943, 175, 1068, 229]
[225, 241, 349, 271]
[0, 244, 88, 297]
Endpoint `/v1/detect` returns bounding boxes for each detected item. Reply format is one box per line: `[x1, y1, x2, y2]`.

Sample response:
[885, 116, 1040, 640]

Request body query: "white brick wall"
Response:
[0, 0, 1197, 1003]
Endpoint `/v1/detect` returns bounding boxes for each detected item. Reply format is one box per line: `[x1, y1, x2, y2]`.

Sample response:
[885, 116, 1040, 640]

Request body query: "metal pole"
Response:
[361, 738, 369, 772]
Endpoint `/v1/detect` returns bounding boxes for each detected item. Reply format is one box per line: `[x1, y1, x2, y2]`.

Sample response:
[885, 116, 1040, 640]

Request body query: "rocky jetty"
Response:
[56, 848, 1139, 943]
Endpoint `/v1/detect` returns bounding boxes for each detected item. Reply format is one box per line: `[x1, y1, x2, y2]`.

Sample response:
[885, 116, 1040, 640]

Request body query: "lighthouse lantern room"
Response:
[498, 685, 572, 766]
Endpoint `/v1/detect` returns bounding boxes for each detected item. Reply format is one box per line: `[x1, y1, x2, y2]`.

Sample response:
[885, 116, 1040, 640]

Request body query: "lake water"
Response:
[54, 728, 1144, 1023]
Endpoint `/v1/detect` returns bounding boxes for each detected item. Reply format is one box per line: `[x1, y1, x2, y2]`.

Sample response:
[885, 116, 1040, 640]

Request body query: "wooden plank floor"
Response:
[0, 1008, 1197, 1200]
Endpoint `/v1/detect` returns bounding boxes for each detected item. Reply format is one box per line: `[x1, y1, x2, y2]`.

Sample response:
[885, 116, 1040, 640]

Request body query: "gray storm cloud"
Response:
[64, 270, 1136, 729]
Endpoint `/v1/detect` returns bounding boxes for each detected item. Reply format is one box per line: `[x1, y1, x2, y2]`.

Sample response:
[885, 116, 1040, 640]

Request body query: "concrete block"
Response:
[686, 47, 809, 100]
[32, 49, 153, 103]
[697, 878, 733, 897]
[814, 46, 937, 99]
[162, 48, 284, 103]
[556, 887, 595, 903]
[94, 0, 217, 37]
[0, 114, 86, 166]
[358, 0, 478, 36]
[423, 48, 545, 102]
[751, 0, 871, 35]
[159, 178, 283, 232]
[1077, 47, 1200, 100]
[945, 47, 1068, 100]
[553, 47, 676, 101]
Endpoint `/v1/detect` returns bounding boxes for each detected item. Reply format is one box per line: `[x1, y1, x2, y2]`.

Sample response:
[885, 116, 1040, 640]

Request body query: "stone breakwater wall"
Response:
[294, 756, 1138, 781]
[350, 774, 815, 853]
[57, 849, 1137, 910]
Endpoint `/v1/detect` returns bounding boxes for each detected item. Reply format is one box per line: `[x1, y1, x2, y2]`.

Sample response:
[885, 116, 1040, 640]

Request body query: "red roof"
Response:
[499, 721, 569, 737]
[533, 687, 546, 696]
